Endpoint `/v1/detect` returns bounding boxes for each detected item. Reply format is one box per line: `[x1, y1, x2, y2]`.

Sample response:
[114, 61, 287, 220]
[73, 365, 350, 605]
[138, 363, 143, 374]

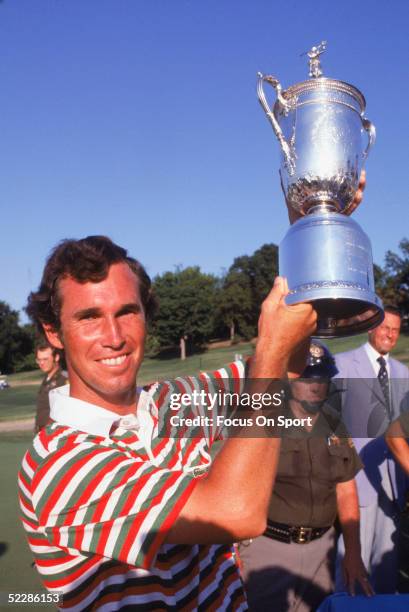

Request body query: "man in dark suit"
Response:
[335, 307, 409, 593]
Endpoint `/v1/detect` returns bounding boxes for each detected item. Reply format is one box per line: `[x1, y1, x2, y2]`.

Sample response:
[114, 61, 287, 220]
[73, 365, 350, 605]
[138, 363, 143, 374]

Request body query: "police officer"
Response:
[241, 341, 373, 611]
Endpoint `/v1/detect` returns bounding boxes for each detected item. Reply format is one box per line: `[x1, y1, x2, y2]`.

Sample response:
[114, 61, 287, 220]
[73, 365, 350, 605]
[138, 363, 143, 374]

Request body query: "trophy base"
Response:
[284, 292, 384, 338]
[279, 211, 384, 338]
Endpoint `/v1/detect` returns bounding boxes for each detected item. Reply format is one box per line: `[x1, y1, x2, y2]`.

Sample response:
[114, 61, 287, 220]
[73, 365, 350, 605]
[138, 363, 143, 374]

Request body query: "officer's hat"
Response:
[302, 340, 338, 379]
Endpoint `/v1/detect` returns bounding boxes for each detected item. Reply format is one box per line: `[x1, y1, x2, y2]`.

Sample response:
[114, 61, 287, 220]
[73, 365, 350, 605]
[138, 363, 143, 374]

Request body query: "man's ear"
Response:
[42, 324, 64, 350]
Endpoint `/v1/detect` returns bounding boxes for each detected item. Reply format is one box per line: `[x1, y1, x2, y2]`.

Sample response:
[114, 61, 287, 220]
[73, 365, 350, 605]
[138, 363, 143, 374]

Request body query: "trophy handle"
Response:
[257, 72, 296, 175]
[362, 118, 376, 159]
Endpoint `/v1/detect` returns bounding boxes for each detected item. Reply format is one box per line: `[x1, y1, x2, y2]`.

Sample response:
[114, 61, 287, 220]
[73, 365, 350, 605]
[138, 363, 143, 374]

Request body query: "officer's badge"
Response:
[310, 343, 325, 360]
[327, 433, 341, 446]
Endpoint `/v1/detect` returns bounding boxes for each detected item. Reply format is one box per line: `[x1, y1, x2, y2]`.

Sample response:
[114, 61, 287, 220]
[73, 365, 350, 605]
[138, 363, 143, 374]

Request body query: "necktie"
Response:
[377, 356, 392, 420]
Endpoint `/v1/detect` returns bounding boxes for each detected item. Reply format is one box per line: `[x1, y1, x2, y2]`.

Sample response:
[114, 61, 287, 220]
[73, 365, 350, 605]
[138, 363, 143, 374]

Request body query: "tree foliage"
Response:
[151, 267, 218, 356]
[219, 243, 279, 339]
[384, 239, 409, 314]
[0, 301, 34, 373]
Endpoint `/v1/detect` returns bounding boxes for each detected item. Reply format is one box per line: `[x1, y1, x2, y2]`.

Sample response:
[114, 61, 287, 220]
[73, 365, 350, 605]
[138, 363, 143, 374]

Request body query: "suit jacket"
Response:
[335, 345, 409, 508]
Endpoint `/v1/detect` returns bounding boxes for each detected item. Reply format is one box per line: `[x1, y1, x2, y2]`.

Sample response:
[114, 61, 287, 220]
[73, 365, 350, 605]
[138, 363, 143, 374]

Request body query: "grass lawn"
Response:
[0, 433, 44, 598]
[0, 386, 40, 422]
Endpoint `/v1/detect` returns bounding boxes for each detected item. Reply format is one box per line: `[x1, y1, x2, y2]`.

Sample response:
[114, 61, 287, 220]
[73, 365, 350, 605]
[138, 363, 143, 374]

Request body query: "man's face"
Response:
[368, 311, 401, 355]
[36, 348, 58, 375]
[291, 379, 329, 404]
[44, 262, 146, 412]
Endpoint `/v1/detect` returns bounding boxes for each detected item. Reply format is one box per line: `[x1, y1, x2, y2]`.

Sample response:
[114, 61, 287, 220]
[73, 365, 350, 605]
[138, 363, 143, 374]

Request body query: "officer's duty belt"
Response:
[264, 520, 331, 544]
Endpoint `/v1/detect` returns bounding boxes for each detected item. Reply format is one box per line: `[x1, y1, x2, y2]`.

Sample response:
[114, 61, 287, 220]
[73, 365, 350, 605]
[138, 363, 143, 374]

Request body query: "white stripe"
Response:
[18, 474, 32, 500]
[80, 519, 95, 551]
[198, 552, 236, 606]
[36, 554, 89, 575]
[33, 436, 48, 458]
[21, 455, 34, 478]
[103, 514, 128, 559]
[47, 429, 77, 452]
[29, 544, 63, 554]
[19, 501, 37, 521]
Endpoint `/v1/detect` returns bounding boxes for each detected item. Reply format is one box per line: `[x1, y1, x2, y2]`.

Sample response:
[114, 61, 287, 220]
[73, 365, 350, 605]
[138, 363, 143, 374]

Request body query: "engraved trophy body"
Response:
[257, 43, 383, 337]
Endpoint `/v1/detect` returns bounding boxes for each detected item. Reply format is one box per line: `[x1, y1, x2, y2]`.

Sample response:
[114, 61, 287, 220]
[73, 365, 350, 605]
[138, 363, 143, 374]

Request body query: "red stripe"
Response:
[25, 451, 38, 472]
[19, 492, 34, 514]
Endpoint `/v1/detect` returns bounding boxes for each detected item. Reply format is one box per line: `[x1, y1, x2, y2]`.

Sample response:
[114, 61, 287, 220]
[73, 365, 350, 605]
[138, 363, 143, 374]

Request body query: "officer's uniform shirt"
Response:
[268, 403, 363, 528]
[35, 369, 67, 433]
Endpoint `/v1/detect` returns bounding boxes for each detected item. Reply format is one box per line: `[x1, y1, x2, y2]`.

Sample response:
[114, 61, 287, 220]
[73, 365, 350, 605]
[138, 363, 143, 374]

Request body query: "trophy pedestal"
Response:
[279, 211, 384, 337]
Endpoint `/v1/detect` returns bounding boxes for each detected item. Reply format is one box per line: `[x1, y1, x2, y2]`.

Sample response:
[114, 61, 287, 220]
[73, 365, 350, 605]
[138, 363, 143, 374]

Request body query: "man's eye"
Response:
[80, 313, 99, 321]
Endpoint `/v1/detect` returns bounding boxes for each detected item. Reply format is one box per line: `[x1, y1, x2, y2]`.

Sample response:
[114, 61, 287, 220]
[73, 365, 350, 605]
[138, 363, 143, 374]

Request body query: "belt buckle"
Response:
[293, 526, 313, 544]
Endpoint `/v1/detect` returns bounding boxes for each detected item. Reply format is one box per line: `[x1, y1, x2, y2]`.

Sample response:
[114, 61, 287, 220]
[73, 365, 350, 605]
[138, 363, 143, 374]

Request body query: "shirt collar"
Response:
[364, 341, 390, 375]
[49, 385, 146, 437]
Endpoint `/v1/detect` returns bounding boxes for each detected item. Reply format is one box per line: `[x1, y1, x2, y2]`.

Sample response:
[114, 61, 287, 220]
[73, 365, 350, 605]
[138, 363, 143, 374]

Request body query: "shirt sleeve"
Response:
[328, 415, 363, 483]
[153, 360, 246, 447]
[337, 441, 364, 483]
[31, 437, 197, 570]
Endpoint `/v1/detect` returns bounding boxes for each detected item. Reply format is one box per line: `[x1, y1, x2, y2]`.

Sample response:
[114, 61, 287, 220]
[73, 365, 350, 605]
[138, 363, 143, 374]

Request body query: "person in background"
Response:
[34, 340, 66, 433]
[335, 307, 409, 593]
[241, 341, 371, 611]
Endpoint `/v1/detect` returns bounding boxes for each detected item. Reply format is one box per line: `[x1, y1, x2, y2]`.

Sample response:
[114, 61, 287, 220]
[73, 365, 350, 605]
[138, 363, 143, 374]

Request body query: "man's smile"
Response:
[97, 353, 130, 367]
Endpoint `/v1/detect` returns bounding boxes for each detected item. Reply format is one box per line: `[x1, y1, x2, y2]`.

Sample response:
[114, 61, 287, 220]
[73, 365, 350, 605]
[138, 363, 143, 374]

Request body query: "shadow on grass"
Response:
[0, 542, 9, 557]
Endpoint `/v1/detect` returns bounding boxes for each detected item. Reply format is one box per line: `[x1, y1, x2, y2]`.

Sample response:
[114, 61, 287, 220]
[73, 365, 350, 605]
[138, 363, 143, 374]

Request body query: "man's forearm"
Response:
[386, 436, 409, 475]
[336, 479, 361, 554]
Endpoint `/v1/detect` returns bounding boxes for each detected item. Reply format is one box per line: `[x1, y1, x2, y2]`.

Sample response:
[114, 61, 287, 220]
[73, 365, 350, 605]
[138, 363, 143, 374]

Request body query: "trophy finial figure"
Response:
[306, 41, 327, 78]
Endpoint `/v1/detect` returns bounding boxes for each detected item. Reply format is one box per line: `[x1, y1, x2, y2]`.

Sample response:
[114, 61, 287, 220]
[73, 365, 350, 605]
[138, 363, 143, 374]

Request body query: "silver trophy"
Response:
[257, 42, 383, 337]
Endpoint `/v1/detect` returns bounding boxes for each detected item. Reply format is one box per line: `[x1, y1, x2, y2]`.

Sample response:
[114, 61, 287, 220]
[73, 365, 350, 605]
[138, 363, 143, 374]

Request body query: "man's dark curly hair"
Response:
[26, 236, 157, 333]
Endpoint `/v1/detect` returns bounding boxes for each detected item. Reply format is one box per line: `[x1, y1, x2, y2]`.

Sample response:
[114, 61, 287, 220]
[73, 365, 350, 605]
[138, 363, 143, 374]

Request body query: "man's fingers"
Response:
[358, 169, 366, 191]
[264, 276, 288, 306]
[359, 576, 374, 597]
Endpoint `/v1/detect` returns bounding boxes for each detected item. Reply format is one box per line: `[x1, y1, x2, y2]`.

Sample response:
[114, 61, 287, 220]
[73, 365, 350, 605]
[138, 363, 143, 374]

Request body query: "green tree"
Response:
[215, 270, 254, 342]
[151, 267, 218, 359]
[0, 301, 34, 373]
[221, 243, 279, 338]
[384, 238, 409, 315]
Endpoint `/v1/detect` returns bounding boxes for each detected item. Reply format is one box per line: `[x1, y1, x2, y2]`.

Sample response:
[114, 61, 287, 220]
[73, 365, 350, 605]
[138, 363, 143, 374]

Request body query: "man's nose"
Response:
[101, 316, 125, 348]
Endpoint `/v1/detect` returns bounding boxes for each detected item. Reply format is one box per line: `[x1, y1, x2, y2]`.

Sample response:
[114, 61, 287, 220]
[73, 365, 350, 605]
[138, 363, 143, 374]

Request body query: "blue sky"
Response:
[1, 0, 408, 320]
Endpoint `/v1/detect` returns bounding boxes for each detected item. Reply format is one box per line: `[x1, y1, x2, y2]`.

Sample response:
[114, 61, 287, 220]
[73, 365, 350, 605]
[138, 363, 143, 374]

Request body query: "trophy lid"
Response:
[278, 42, 367, 115]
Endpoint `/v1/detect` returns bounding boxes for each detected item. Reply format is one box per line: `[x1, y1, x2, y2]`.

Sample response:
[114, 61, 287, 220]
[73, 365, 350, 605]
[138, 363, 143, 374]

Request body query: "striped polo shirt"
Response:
[18, 361, 248, 611]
